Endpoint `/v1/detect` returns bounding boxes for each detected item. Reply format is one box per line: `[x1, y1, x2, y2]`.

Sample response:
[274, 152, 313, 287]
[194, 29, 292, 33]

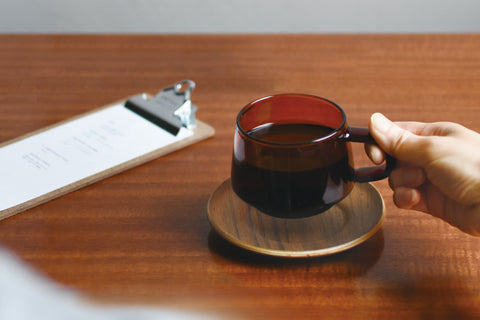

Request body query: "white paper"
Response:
[0, 104, 193, 212]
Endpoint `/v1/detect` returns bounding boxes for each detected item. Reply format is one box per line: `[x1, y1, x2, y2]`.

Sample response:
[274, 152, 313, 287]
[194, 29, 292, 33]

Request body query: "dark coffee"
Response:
[231, 123, 354, 218]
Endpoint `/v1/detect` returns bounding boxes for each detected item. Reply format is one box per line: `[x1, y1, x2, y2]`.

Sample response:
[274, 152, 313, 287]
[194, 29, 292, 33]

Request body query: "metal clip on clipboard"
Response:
[124, 80, 198, 135]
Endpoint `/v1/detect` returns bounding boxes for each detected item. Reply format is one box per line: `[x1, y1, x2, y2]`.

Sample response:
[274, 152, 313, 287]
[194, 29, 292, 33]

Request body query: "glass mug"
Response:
[231, 94, 396, 219]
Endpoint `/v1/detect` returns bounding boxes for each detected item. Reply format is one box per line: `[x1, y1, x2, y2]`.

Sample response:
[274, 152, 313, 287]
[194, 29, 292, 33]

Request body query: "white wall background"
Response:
[0, 0, 480, 33]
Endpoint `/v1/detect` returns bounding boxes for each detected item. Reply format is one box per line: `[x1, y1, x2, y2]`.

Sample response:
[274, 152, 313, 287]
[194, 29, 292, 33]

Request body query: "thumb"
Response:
[369, 113, 431, 166]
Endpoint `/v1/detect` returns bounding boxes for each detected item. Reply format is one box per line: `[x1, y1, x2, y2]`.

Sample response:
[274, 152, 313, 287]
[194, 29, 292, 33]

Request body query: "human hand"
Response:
[367, 113, 480, 236]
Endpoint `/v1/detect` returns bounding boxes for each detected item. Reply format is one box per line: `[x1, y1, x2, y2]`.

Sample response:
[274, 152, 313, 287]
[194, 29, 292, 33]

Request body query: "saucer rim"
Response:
[207, 179, 385, 258]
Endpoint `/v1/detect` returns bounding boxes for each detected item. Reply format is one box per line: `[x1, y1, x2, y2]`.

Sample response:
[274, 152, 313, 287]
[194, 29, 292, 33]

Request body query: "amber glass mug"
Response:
[231, 94, 396, 218]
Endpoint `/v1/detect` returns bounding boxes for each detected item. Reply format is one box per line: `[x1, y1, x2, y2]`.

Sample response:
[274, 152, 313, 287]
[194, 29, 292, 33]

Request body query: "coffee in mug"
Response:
[231, 94, 395, 218]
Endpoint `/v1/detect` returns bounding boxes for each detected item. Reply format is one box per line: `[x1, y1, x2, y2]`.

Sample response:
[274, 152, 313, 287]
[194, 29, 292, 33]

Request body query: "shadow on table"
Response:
[208, 227, 384, 278]
[358, 275, 480, 319]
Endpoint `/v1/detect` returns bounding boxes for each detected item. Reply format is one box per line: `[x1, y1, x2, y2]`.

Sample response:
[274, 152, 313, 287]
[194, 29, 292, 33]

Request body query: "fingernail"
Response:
[370, 146, 385, 164]
[371, 113, 391, 133]
[409, 189, 421, 206]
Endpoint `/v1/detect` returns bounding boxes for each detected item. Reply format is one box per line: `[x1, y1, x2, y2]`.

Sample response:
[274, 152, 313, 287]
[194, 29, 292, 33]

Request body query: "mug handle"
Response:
[344, 127, 397, 182]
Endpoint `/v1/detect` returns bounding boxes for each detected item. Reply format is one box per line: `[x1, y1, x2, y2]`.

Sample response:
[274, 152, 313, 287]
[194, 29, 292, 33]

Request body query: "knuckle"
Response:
[389, 129, 412, 156]
[442, 122, 466, 135]
[454, 180, 480, 205]
[417, 137, 439, 166]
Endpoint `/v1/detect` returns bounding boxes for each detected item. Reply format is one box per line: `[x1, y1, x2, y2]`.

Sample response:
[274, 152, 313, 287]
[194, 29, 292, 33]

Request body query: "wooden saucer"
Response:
[207, 179, 385, 258]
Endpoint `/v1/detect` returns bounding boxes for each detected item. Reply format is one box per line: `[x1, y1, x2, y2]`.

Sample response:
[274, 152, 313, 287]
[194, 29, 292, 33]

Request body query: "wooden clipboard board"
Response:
[0, 98, 215, 221]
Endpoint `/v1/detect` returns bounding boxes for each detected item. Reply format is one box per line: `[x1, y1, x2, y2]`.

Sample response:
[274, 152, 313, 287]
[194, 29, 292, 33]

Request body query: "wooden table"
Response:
[1, 34, 480, 319]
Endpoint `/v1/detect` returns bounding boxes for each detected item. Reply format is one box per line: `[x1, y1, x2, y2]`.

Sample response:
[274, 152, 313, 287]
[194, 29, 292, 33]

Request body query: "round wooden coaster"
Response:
[207, 179, 385, 258]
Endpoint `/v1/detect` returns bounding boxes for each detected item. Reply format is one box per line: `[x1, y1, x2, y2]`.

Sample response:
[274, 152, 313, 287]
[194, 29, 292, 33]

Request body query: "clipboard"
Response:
[0, 80, 215, 221]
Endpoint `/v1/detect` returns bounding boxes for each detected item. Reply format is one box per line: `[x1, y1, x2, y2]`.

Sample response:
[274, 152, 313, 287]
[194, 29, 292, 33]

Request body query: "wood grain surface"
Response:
[0, 34, 480, 319]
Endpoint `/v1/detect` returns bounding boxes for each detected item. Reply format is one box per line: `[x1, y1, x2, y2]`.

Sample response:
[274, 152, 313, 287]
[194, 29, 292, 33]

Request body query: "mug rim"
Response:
[237, 93, 347, 146]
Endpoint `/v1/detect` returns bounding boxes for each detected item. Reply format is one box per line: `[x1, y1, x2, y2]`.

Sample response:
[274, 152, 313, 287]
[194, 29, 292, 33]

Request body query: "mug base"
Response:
[231, 183, 354, 219]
